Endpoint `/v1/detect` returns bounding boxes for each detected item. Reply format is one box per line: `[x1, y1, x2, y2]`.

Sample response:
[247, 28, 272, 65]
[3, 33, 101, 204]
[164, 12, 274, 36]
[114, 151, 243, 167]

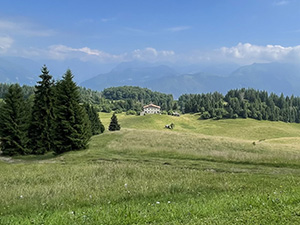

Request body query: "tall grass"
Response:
[1, 113, 300, 224]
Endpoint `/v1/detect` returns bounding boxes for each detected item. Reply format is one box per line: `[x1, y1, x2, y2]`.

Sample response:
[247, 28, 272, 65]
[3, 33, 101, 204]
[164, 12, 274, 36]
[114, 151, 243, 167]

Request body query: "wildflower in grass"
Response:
[19, 195, 23, 199]
[168, 201, 171, 204]
[124, 183, 128, 188]
[156, 201, 160, 204]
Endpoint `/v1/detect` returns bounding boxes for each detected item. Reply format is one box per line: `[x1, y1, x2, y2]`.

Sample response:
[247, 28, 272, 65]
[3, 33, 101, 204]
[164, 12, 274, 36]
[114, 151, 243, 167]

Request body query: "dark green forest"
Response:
[0, 66, 104, 156]
[179, 88, 300, 123]
[102, 86, 174, 111]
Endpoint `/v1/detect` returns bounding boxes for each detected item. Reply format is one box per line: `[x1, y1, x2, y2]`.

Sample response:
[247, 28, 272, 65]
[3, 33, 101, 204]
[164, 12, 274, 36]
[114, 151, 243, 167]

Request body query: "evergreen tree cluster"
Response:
[102, 86, 174, 111]
[0, 83, 35, 99]
[0, 66, 104, 156]
[79, 87, 105, 105]
[179, 88, 300, 123]
[0, 84, 31, 155]
[85, 103, 105, 135]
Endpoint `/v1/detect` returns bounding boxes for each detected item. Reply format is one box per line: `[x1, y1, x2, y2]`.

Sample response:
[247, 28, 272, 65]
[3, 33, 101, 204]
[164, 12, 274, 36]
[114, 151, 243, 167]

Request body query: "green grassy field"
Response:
[1, 113, 300, 224]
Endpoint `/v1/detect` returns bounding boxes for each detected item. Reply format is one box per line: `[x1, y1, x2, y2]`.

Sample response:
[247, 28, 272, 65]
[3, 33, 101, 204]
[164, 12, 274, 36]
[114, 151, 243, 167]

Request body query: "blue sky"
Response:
[1, 0, 300, 68]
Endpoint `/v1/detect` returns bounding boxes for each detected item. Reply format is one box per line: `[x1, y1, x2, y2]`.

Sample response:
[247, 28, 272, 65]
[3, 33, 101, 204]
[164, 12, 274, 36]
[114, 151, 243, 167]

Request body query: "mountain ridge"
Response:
[1, 56, 300, 98]
[81, 62, 300, 98]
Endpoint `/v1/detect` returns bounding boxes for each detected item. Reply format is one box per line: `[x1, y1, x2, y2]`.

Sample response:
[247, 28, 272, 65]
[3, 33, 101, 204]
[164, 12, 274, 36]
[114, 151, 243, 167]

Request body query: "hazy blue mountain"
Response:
[147, 72, 231, 98]
[0, 57, 41, 85]
[44, 59, 115, 83]
[228, 63, 300, 96]
[81, 63, 179, 91]
[0, 56, 114, 85]
[82, 62, 300, 98]
[152, 63, 300, 98]
[172, 62, 240, 76]
[2, 56, 300, 99]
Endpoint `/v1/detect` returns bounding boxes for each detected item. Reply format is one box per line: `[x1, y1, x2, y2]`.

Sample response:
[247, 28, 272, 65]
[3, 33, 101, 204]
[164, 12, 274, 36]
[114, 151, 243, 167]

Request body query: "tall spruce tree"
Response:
[0, 84, 30, 155]
[29, 65, 56, 154]
[84, 104, 105, 135]
[109, 113, 121, 131]
[53, 69, 91, 154]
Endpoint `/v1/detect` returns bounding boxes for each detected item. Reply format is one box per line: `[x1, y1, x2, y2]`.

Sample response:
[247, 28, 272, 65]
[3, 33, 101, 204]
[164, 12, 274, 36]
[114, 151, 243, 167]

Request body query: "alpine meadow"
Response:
[2, 1, 300, 224]
[1, 102, 300, 223]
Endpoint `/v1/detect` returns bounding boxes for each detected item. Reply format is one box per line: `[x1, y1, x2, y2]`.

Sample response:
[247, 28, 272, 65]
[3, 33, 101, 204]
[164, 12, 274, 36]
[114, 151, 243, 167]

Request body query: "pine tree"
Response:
[84, 103, 105, 135]
[53, 69, 91, 154]
[109, 113, 121, 131]
[0, 84, 30, 155]
[29, 65, 56, 154]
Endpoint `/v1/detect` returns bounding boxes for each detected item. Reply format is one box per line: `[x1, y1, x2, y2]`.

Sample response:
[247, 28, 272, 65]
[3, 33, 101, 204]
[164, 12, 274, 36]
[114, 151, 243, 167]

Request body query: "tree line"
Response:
[0, 83, 35, 99]
[179, 88, 300, 123]
[102, 86, 175, 112]
[0, 83, 104, 106]
[0, 66, 105, 156]
[0, 84, 176, 114]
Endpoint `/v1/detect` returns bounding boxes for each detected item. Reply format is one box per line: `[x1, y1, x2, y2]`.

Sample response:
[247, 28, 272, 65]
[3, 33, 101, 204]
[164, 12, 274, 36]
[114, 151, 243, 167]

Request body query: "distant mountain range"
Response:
[81, 62, 300, 98]
[0, 56, 40, 85]
[1, 56, 300, 98]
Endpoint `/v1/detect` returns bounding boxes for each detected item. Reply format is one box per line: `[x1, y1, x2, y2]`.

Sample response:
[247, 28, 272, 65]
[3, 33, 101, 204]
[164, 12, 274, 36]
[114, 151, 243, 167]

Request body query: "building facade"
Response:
[142, 103, 161, 114]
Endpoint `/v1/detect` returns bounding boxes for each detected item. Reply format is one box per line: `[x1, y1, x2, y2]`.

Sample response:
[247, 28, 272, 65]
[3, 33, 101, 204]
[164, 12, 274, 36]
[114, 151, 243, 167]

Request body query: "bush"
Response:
[168, 110, 174, 115]
[126, 110, 136, 115]
[232, 113, 239, 119]
[101, 105, 112, 113]
[115, 109, 123, 114]
[200, 111, 211, 119]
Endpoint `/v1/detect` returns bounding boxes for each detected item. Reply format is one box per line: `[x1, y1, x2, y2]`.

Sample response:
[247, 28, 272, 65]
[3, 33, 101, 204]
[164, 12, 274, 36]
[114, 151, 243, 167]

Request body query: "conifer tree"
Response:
[109, 112, 121, 131]
[0, 84, 30, 155]
[29, 65, 56, 154]
[53, 69, 91, 154]
[84, 104, 105, 135]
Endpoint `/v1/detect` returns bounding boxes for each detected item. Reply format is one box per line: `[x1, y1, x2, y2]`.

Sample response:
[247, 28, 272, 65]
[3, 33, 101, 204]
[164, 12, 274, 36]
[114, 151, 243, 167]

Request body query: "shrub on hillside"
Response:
[126, 110, 136, 115]
[200, 111, 211, 119]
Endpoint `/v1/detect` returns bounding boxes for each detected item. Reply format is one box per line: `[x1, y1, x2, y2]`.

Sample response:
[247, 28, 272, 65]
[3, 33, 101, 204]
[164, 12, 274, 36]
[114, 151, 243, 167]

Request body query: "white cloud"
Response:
[219, 43, 300, 64]
[0, 36, 14, 52]
[6, 40, 300, 66]
[167, 26, 191, 32]
[47, 45, 123, 62]
[44, 43, 300, 65]
[131, 47, 175, 62]
[44, 45, 174, 63]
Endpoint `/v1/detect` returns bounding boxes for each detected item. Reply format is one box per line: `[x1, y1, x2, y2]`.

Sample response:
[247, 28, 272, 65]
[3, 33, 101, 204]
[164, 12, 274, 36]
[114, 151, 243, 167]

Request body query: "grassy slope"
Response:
[1, 113, 300, 224]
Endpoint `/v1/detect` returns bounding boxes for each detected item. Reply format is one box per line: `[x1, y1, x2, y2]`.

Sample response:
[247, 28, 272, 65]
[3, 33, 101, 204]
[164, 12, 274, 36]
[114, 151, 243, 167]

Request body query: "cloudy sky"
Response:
[1, 0, 300, 67]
